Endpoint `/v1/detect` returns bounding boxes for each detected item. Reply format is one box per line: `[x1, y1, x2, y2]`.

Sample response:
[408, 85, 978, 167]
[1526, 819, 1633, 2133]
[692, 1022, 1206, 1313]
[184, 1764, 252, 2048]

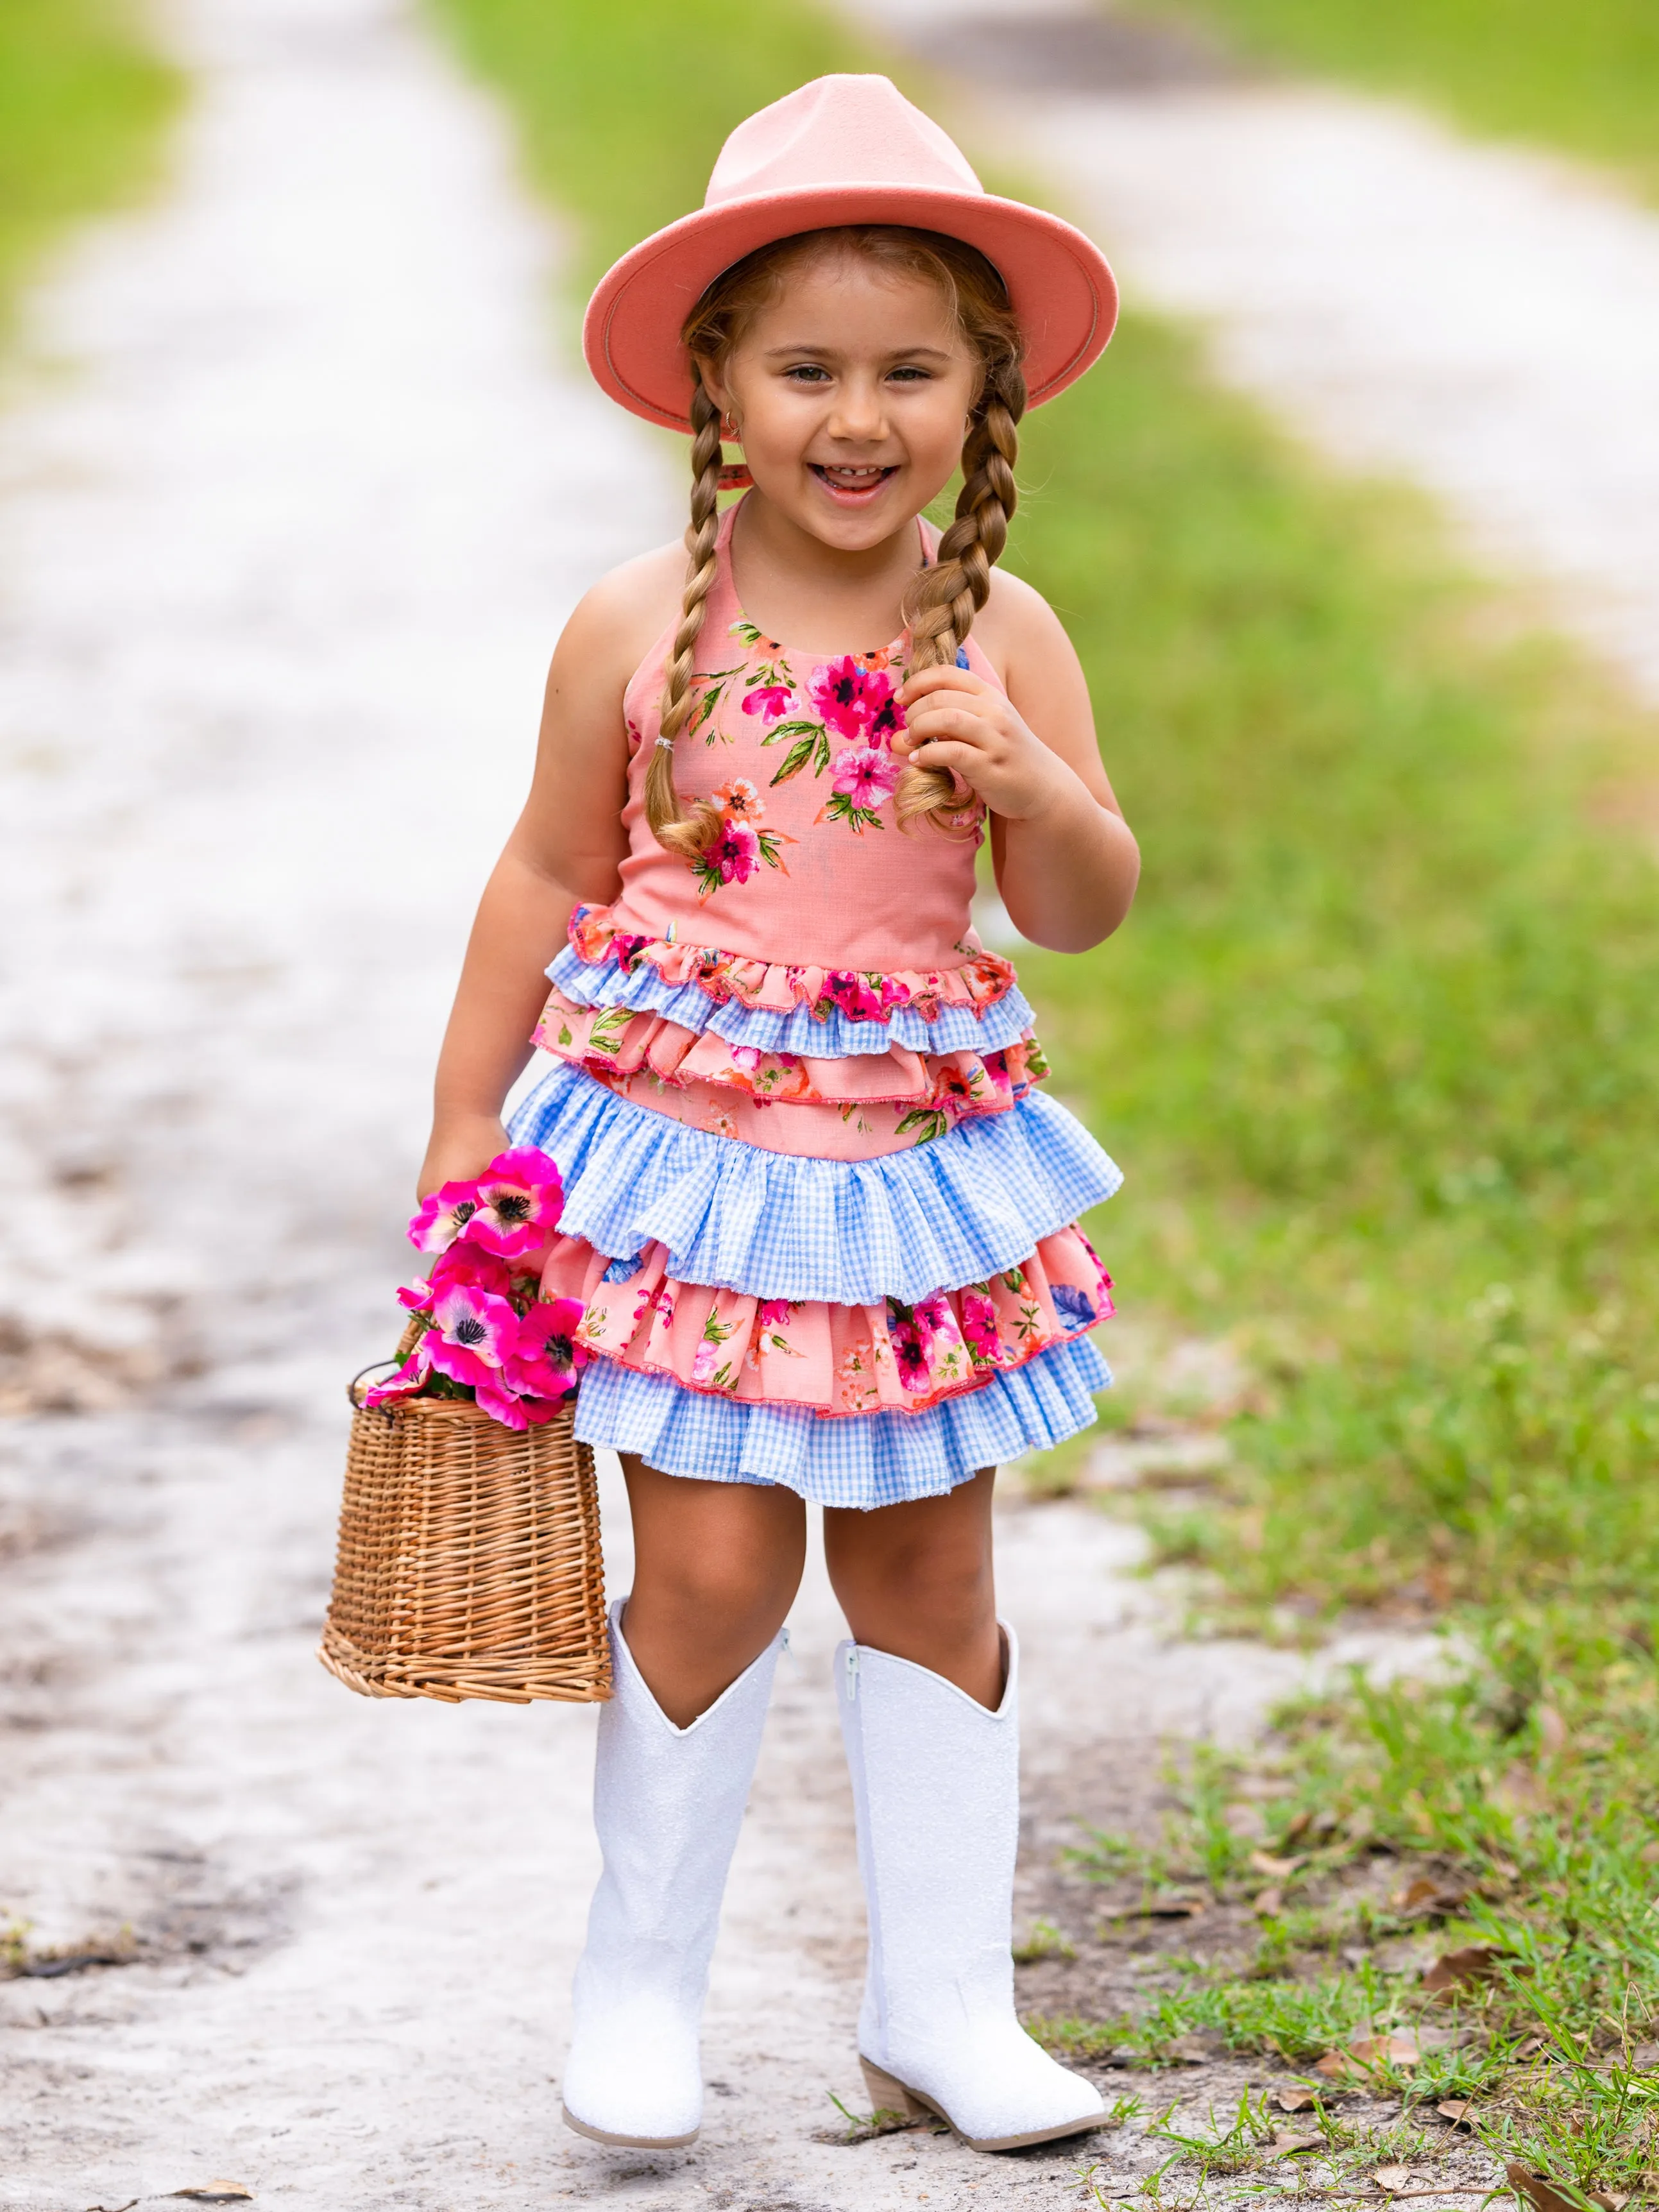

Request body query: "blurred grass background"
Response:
[1150, 0, 1659, 200]
[0, 0, 180, 337]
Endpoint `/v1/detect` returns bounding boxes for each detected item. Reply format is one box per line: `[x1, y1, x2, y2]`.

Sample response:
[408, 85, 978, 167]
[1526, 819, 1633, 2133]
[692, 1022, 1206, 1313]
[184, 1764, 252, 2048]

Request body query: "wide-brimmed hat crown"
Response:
[583, 74, 1118, 430]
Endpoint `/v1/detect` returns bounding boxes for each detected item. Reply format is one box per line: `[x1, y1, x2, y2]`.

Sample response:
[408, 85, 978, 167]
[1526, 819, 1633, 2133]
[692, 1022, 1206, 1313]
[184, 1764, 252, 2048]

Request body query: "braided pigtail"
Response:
[897, 356, 1026, 832]
[645, 382, 730, 859]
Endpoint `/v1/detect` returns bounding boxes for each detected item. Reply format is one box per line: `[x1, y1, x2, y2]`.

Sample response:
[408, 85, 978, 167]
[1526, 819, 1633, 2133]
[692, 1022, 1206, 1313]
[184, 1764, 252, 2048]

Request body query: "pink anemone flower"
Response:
[397, 1237, 515, 1313]
[501, 1298, 586, 1402]
[423, 1279, 517, 1389]
[362, 1351, 430, 1408]
[464, 1147, 564, 1258]
[830, 744, 900, 812]
[408, 1177, 484, 1254]
[473, 1377, 566, 1430]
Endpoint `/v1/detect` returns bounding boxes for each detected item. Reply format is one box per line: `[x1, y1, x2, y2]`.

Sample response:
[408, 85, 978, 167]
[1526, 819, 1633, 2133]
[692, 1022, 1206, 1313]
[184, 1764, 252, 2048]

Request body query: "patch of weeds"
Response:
[1028, 2012, 1132, 2064]
[1015, 1915, 1080, 1963]
[818, 2091, 924, 2145]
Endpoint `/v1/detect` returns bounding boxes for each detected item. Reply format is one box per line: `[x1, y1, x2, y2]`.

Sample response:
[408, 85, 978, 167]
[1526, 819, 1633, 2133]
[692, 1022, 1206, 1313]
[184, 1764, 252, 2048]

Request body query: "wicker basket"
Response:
[318, 1350, 611, 1706]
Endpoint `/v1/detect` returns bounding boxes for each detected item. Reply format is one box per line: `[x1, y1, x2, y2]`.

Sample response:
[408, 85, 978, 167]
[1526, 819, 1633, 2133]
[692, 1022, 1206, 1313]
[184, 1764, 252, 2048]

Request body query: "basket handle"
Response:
[348, 1318, 425, 1411]
[347, 1356, 405, 1412]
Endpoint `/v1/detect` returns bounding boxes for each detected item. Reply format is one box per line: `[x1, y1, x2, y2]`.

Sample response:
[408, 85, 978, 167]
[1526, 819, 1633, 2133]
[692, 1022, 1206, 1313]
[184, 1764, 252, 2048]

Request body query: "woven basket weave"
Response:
[318, 1349, 611, 1706]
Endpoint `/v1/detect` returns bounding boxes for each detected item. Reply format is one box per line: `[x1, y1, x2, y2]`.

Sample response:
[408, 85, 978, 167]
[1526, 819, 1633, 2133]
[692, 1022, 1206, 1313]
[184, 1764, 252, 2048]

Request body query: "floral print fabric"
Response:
[538, 1226, 1113, 1417]
[532, 988, 1049, 1157]
[565, 903, 1017, 1026]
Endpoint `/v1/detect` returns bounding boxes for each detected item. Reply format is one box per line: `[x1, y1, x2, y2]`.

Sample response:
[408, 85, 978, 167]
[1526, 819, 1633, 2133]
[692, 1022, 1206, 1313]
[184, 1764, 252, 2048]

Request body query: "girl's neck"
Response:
[729, 489, 926, 656]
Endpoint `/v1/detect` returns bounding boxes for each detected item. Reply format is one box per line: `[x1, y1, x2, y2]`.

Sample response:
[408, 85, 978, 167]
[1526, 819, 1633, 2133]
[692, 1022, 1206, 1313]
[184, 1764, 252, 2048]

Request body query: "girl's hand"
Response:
[893, 665, 1074, 822]
[416, 1113, 510, 1202]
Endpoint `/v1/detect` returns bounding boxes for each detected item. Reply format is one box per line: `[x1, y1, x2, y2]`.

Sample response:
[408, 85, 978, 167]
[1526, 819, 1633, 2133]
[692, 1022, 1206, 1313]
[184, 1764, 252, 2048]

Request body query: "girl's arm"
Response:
[416, 553, 677, 1198]
[894, 572, 1139, 954]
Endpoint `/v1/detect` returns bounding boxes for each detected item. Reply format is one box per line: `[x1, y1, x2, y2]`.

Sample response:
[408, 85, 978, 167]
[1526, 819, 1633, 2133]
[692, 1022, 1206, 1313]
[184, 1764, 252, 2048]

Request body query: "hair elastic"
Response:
[656, 736, 676, 750]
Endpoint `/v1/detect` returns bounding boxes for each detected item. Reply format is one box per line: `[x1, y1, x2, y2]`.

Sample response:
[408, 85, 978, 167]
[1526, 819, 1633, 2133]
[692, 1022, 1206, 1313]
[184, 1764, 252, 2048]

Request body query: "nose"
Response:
[826, 373, 888, 445]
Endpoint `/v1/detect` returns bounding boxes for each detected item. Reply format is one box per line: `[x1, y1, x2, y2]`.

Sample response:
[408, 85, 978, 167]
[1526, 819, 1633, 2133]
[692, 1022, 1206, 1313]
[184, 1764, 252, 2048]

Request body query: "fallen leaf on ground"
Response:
[1629, 2040, 1659, 2070]
[167, 2190, 253, 2205]
[1510, 2034, 1548, 2061]
[1272, 2132, 1323, 2156]
[85, 2202, 138, 2211]
[1506, 2165, 1628, 2212]
[1373, 2167, 1414, 2193]
[1436, 2099, 1472, 2125]
[1250, 1849, 1303, 1879]
[1316, 2033, 1420, 2079]
[1274, 2087, 1327, 2113]
[1284, 1809, 1313, 1842]
[1390, 1875, 1469, 1916]
[1167, 2033, 1211, 2063]
[1422, 1944, 1513, 1994]
[1253, 1886, 1284, 1918]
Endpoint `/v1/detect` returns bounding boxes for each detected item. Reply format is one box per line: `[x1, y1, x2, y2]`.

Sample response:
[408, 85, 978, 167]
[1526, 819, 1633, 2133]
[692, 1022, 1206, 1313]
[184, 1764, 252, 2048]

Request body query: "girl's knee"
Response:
[633, 1547, 796, 1642]
[846, 1532, 993, 1633]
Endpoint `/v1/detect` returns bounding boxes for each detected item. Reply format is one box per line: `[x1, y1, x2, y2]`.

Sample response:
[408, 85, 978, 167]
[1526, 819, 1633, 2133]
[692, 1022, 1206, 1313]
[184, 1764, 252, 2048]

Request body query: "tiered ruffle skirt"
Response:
[506, 917, 1121, 1510]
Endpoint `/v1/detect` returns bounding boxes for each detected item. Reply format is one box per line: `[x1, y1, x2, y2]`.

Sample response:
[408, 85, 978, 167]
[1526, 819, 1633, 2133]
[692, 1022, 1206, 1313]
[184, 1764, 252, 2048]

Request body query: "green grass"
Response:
[1152, 0, 1659, 200]
[425, 0, 1659, 2194]
[0, 0, 180, 337]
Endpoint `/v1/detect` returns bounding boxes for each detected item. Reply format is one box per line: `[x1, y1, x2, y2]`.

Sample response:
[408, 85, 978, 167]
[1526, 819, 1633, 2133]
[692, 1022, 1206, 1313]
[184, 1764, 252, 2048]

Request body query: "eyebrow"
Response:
[760, 342, 958, 363]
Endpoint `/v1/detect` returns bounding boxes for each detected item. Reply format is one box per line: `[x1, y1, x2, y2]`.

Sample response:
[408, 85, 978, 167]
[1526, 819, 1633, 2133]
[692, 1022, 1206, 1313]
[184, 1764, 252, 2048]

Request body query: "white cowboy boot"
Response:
[561, 1599, 781, 2148]
[835, 1624, 1107, 2152]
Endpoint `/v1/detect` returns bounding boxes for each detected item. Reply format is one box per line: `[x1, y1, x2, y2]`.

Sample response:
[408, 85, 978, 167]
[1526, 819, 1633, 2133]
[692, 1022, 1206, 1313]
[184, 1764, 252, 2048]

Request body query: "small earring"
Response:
[722, 413, 739, 441]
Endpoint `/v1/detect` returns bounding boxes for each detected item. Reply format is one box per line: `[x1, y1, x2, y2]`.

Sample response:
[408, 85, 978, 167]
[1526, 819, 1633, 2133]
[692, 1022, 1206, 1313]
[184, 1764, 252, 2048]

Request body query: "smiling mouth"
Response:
[810, 463, 899, 498]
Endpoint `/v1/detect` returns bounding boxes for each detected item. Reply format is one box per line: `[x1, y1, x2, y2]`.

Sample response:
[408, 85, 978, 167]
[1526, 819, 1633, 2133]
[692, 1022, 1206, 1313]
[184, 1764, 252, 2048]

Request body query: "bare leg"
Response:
[619, 1456, 807, 1726]
[822, 1467, 1001, 1708]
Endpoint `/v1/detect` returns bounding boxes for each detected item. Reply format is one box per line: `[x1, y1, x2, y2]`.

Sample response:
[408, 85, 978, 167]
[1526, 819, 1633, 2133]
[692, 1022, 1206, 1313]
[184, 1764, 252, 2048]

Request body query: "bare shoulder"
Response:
[971, 565, 1082, 684]
[551, 540, 686, 690]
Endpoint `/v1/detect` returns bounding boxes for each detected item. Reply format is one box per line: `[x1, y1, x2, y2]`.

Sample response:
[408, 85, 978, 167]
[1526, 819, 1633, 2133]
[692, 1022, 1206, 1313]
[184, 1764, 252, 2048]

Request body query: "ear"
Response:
[693, 357, 733, 420]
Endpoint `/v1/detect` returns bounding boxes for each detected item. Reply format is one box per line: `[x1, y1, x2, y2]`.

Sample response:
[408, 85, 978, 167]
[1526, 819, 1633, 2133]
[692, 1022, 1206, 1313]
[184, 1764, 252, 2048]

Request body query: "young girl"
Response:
[420, 74, 1139, 2156]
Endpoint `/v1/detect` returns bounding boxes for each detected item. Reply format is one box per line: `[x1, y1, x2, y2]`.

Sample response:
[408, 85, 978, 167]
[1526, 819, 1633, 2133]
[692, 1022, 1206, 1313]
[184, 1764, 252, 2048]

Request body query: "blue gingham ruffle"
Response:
[545, 943, 1037, 1059]
[508, 1062, 1121, 1306]
[572, 1334, 1112, 1508]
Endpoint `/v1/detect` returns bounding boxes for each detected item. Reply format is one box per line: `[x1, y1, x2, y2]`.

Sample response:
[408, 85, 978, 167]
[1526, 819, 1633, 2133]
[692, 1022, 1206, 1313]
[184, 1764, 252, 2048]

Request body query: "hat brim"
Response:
[583, 184, 1118, 431]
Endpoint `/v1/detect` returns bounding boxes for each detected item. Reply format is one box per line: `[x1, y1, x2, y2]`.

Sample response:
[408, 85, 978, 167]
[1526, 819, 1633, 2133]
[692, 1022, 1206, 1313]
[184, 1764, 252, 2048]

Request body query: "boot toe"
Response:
[881, 2025, 1107, 2152]
[561, 2011, 703, 2147]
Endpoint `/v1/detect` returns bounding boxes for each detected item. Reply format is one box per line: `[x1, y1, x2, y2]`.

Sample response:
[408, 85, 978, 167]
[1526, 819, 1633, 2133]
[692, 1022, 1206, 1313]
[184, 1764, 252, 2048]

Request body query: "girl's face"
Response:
[702, 252, 980, 551]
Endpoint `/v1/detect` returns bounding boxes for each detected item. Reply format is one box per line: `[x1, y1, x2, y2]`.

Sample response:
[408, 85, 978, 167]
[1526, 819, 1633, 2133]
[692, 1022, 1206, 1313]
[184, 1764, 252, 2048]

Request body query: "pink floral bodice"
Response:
[604, 502, 997, 975]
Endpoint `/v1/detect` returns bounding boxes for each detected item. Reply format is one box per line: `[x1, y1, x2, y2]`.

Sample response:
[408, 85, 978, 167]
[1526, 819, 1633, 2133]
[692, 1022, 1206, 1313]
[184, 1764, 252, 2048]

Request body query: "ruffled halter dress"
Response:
[509, 505, 1121, 1509]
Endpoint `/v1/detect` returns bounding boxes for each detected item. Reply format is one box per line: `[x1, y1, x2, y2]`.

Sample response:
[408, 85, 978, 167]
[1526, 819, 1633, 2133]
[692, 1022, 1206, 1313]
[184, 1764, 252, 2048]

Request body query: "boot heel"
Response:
[860, 2056, 930, 2122]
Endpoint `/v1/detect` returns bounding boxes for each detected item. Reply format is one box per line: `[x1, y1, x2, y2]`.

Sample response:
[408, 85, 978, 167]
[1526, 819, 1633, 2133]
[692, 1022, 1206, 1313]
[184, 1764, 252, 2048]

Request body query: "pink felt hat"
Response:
[583, 74, 1118, 432]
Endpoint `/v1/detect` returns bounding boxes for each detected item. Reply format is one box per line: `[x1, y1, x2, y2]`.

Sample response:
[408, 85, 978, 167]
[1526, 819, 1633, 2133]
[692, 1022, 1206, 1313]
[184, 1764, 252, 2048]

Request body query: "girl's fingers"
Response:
[905, 739, 982, 778]
[896, 709, 995, 753]
[897, 664, 987, 708]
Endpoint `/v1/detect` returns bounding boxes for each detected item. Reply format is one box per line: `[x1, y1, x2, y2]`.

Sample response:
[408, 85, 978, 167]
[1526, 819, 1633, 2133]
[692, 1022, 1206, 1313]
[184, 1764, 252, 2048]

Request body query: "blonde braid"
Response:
[896, 362, 1026, 832]
[645, 382, 730, 858]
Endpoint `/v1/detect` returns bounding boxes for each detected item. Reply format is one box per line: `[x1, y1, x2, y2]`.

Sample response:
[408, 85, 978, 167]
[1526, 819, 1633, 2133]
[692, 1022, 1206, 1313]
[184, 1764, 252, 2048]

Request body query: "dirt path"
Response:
[862, 0, 1659, 708]
[0, 3, 1433, 2207]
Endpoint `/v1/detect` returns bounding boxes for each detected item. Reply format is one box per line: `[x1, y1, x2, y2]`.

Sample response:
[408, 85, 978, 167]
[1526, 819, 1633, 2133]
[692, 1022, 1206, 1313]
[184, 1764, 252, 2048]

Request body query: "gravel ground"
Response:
[0, 2, 1459, 2206]
[860, 0, 1659, 708]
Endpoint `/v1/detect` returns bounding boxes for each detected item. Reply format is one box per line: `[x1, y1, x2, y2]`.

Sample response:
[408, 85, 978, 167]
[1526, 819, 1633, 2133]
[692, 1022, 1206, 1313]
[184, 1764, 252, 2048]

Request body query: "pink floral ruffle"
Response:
[567, 904, 1016, 1024]
[539, 1228, 1113, 1417]
[534, 988, 1048, 1137]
